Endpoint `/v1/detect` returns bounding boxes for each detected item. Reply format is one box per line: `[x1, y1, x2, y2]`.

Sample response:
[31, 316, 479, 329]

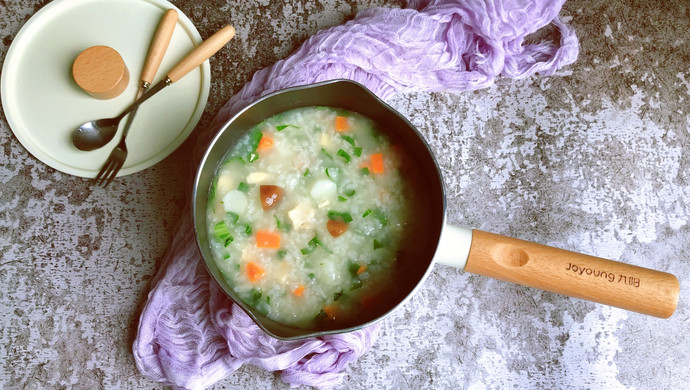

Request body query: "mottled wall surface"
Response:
[1, 0, 688, 389]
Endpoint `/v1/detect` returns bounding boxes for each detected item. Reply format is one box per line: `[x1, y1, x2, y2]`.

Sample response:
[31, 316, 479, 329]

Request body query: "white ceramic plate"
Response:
[1, 0, 210, 178]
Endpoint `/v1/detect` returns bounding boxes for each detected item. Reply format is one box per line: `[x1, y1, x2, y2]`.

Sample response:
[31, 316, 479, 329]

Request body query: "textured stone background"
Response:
[1, 0, 689, 389]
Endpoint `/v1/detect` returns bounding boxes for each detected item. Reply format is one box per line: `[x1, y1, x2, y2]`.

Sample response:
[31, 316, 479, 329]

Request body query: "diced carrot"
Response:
[256, 230, 281, 248]
[370, 153, 384, 174]
[357, 265, 367, 275]
[293, 284, 305, 296]
[246, 261, 265, 282]
[257, 135, 274, 150]
[335, 116, 350, 132]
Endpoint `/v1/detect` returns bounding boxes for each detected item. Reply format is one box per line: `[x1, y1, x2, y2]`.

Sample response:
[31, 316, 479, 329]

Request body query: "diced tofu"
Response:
[247, 172, 268, 184]
[288, 203, 315, 230]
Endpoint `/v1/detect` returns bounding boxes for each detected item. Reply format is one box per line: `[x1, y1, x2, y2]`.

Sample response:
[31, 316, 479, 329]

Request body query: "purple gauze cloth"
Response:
[133, 1, 578, 389]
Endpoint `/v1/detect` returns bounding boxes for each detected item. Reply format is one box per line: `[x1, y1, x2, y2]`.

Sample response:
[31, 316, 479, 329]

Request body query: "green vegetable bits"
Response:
[206, 106, 409, 329]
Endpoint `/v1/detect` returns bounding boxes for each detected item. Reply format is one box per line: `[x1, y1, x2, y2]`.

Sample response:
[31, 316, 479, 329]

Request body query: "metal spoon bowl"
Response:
[72, 117, 120, 151]
[72, 79, 168, 151]
[71, 25, 236, 151]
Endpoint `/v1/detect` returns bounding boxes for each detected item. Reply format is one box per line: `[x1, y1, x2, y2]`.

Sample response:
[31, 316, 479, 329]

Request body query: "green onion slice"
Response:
[337, 149, 351, 163]
[327, 210, 353, 223]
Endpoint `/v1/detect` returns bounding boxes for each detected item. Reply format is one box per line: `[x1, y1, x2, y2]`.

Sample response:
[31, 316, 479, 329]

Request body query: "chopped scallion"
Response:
[301, 235, 331, 255]
[321, 148, 333, 160]
[275, 216, 292, 232]
[327, 210, 353, 223]
[225, 212, 239, 225]
[209, 180, 216, 201]
[248, 288, 262, 305]
[341, 135, 355, 146]
[237, 182, 250, 192]
[277, 249, 287, 259]
[341, 134, 362, 157]
[315, 309, 328, 320]
[276, 124, 299, 131]
[362, 209, 388, 226]
[372, 210, 389, 226]
[214, 221, 233, 246]
[348, 262, 360, 278]
[373, 239, 384, 249]
[337, 149, 351, 163]
[223, 156, 246, 166]
[249, 131, 263, 152]
[309, 236, 323, 247]
[360, 167, 370, 175]
[325, 167, 340, 181]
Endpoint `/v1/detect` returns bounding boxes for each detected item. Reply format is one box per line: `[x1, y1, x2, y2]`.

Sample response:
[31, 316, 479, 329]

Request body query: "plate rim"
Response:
[0, 0, 211, 178]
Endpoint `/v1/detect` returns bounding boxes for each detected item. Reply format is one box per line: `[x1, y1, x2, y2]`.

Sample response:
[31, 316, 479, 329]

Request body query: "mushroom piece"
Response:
[260, 185, 283, 210]
[326, 219, 349, 237]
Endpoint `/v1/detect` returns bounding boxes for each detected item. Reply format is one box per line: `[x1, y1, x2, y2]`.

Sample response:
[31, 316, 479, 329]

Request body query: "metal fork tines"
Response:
[93, 9, 178, 188]
[94, 138, 128, 187]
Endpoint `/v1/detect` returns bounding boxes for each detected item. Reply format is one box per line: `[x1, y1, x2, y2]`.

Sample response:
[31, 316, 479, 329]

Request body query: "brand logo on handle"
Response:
[565, 262, 640, 287]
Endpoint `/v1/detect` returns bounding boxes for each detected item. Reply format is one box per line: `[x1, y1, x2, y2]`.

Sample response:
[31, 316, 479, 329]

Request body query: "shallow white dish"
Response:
[1, 0, 210, 178]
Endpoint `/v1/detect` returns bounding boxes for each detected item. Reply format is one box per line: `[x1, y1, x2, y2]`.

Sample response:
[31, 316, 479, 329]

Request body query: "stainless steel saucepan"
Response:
[193, 79, 679, 340]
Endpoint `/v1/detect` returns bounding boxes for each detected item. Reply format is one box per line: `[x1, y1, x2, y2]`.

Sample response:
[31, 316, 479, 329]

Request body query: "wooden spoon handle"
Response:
[464, 229, 680, 318]
[166, 25, 235, 83]
[140, 9, 178, 86]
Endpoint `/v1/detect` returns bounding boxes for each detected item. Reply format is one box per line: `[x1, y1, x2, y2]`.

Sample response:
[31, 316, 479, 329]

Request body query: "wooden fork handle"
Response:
[140, 9, 178, 86]
[166, 25, 235, 83]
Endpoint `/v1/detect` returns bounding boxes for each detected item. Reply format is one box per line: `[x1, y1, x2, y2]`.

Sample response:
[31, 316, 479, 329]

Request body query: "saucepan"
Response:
[192, 79, 680, 340]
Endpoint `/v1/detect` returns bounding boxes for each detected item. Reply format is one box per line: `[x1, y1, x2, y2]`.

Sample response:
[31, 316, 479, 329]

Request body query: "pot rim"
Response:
[192, 79, 447, 340]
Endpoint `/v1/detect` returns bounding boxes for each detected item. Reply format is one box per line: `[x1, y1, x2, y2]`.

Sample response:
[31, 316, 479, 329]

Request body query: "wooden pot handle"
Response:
[166, 25, 235, 83]
[464, 230, 679, 318]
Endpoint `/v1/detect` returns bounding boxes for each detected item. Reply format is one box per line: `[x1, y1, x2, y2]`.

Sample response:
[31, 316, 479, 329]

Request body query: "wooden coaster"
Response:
[72, 45, 130, 99]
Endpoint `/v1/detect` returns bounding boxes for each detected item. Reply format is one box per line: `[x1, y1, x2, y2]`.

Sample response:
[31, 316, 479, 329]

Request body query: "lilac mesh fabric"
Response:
[133, 1, 578, 388]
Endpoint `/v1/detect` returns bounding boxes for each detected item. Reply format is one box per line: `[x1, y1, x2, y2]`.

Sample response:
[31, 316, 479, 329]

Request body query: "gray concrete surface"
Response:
[1, 0, 689, 389]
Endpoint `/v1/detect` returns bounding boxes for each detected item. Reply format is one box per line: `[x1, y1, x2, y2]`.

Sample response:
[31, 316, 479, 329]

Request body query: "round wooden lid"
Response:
[72, 45, 129, 99]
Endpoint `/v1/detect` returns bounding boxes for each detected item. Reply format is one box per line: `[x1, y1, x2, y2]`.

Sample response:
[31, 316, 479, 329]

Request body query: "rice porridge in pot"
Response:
[206, 106, 420, 329]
